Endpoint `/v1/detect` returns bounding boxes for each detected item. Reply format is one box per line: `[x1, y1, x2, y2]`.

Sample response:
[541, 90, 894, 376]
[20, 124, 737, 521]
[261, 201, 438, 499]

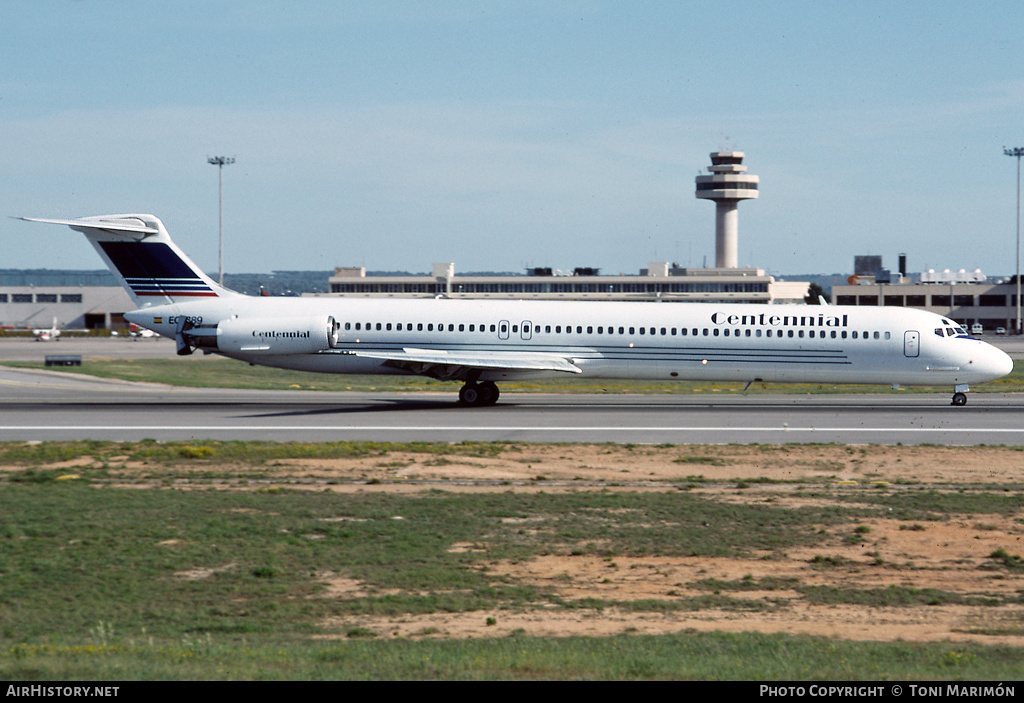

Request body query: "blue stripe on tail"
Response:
[98, 241, 217, 297]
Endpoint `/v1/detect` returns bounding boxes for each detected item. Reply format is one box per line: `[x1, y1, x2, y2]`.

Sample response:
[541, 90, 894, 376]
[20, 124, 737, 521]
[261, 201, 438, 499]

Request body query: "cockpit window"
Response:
[935, 328, 945, 337]
[937, 319, 969, 337]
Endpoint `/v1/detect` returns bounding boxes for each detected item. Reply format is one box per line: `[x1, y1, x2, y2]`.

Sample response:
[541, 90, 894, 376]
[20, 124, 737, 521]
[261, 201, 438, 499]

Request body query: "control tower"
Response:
[695, 151, 759, 268]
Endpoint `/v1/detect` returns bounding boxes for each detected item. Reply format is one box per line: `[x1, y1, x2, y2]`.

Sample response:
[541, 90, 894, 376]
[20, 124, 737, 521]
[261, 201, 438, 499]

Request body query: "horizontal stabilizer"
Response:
[16, 216, 159, 238]
[17, 213, 238, 304]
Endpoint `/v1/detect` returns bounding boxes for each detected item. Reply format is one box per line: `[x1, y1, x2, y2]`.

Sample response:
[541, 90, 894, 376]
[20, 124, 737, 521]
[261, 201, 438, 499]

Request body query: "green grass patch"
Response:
[0, 481, 852, 647]
[4, 632, 1022, 680]
[693, 576, 801, 592]
[673, 455, 730, 467]
[0, 439, 512, 467]
[559, 595, 784, 613]
[846, 490, 1024, 520]
[3, 443, 1024, 680]
[983, 548, 1024, 573]
[801, 585, 1002, 607]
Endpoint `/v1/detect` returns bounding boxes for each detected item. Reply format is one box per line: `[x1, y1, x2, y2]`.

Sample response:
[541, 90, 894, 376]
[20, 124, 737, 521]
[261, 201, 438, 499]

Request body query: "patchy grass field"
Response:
[2, 441, 1024, 680]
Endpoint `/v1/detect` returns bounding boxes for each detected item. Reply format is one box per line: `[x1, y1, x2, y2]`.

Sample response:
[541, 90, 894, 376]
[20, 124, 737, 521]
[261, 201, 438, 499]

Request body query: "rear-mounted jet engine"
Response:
[179, 316, 339, 356]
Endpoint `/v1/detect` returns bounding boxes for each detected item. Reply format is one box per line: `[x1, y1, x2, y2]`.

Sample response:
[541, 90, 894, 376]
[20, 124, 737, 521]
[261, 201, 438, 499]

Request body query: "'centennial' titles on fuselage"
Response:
[711, 311, 848, 329]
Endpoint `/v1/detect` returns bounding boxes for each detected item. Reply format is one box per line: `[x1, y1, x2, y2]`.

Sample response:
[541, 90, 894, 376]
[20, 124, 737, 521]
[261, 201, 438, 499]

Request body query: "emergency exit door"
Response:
[904, 330, 920, 357]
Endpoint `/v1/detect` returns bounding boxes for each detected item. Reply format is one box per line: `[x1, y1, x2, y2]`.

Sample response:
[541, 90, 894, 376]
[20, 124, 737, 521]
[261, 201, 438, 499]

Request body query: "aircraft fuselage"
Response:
[124, 296, 1011, 388]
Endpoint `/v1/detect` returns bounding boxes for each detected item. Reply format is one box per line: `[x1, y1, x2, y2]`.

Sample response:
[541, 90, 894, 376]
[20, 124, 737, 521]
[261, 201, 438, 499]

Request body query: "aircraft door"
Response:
[521, 321, 533, 340]
[328, 316, 340, 348]
[904, 330, 920, 358]
[498, 320, 510, 340]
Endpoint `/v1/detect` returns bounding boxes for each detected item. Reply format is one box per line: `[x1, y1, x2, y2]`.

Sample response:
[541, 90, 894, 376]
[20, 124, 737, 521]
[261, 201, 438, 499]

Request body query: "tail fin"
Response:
[17, 214, 240, 306]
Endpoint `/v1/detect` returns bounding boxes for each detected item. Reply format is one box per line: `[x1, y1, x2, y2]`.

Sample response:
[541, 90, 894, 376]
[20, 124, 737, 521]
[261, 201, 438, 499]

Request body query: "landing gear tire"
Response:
[951, 392, 968, 406]
[458, 381, 499, 407]
[458, 384, 480, 405]
[480, 381, 499, 405]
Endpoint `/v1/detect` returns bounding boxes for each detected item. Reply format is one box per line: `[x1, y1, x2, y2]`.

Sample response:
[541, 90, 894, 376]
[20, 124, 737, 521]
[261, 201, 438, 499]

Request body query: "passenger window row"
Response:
[345, 322, 497, 332]
[342, 321, 891, 341]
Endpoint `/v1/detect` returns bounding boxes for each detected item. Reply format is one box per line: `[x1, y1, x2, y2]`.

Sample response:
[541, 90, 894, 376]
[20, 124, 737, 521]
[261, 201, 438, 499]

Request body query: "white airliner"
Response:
[19, 214, 1014, 406]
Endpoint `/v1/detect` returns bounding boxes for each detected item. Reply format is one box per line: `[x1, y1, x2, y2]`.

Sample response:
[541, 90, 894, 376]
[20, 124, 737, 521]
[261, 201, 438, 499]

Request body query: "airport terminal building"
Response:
[0, 266, 809, 333]
[831, 278, 1020, 333]
[830, 256, 1021, 334]
[321, 264, 811, 304]
[9, 267, 1015, 334]
[0, 274, 132, 331]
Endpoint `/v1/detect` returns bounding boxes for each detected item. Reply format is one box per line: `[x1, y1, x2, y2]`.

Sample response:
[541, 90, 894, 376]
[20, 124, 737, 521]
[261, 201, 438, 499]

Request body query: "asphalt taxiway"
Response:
[0, 336, 179, 362]
[0, 363, 1021, 445]
[2, 336, 1022, 445]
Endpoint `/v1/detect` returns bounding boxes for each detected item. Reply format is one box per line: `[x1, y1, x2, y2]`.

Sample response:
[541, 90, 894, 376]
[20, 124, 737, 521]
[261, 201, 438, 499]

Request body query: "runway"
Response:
[0, 335, 179, 362]
[0, 365, 1021, 445]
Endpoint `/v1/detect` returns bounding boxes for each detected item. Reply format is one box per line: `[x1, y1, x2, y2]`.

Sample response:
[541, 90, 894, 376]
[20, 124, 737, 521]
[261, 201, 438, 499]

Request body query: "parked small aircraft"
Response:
[32, 317, 60, 342]
[127, 322, 156, 338]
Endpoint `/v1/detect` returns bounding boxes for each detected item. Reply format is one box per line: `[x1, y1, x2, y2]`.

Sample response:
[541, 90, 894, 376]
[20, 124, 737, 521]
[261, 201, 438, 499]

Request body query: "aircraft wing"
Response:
[346, 347, 582, 380]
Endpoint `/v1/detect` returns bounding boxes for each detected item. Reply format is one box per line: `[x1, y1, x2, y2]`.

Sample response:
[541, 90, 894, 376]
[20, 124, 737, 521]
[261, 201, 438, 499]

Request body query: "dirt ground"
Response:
[37, 444, 1024, 645]
[309, 444, 1024, 645]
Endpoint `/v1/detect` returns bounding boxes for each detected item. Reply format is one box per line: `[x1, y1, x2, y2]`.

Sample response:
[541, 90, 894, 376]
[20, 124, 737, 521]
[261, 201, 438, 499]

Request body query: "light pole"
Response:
[207, 156, 236, 286]
[1005, 147, 1023, 335]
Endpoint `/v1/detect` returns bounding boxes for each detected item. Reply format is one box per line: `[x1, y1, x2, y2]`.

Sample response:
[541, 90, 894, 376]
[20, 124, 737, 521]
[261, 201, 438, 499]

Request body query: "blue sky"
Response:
[3, 1, 1023, 278]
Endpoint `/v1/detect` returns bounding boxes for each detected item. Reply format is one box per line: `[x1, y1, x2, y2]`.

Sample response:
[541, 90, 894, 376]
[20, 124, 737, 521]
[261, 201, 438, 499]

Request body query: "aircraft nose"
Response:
[995, 346, 1014, 378]
[977, 344, 1014, 381]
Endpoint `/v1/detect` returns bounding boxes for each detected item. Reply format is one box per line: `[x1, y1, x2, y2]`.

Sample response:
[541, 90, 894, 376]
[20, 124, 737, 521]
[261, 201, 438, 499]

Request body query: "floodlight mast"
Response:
[1005, 147, 1023, 335]
[207, 156, 236, 286]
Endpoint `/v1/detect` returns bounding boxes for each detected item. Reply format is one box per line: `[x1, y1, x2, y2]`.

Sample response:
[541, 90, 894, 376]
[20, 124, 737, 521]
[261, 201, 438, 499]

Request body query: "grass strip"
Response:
[5, 632, 1022, 680]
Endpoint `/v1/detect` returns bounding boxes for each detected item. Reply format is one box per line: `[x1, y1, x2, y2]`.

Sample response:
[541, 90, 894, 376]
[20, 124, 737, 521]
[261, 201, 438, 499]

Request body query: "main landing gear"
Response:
[459, 381, 500, 407]
[951, 384, 969, 407]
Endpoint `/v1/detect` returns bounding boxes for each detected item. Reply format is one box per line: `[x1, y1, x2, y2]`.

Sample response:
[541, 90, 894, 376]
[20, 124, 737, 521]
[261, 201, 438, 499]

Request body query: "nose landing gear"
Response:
[951, 384, 969, 406]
